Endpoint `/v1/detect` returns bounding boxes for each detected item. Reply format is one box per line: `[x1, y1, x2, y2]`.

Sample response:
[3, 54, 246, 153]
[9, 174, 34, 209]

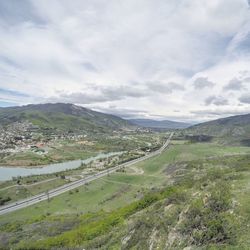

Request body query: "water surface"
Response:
[0, 152, 122, 181]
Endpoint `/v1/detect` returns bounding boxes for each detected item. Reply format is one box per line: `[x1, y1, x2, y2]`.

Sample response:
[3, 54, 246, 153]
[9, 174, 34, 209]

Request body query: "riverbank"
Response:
[0, 152, 123, 181]
[0, 133, 165, 167]
[0, 148, 99, 167]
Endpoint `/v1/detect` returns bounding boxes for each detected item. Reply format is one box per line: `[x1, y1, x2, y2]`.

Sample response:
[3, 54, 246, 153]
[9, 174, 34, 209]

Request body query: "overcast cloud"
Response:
[223, 78, 245, 91]
[205, 95, 229, 106]
[0, 0, 250, 122]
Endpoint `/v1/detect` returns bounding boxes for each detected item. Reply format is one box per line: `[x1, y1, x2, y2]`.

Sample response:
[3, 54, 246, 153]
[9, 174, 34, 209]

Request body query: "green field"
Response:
[1, 141, 250, 249]
[0, 132, 164, 166]
[0, 178, 68, 204]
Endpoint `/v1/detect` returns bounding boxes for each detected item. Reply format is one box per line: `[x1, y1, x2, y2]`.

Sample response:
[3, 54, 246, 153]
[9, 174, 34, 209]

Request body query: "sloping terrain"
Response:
[0, 103, 134, 133]
[1, 140, 250, 249]
[186, 113, 250, 145]
[129, 119, 191, 129]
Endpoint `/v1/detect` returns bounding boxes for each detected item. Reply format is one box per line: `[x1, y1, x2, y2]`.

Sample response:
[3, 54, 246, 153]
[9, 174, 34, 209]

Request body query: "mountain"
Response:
[129, 118, 191, 129]
[187, 113, 250, 145]
[0, 103, 134, 133]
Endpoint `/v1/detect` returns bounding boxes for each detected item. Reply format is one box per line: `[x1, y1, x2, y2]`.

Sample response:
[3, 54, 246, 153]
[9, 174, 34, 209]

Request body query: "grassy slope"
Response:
[0, 103, 132, 133]
[1, 141, 250, 249]
[2, 142, 249, 221]
[0, 178, 68, 204]
[186, 113, 250, 146]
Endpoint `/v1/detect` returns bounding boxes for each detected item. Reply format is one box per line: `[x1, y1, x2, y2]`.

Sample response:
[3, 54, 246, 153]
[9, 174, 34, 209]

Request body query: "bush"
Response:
[17, 186, 179, 248]
[206, 184, 231, 213]
[0, 196, 11, 205]
[166, 188, 187, 205]
[180, 181, 236, 246]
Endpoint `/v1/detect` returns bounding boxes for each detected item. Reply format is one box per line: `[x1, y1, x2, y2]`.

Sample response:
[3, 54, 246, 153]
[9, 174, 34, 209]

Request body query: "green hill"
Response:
[0, 103, 134, 134]
[186, 113, 250, 145]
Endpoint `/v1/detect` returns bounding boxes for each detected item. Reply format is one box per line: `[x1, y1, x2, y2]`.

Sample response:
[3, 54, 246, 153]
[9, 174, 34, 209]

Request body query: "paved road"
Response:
[0, 133, 173, 216]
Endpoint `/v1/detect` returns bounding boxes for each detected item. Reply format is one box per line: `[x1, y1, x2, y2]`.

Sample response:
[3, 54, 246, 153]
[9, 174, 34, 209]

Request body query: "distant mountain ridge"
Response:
[187, 113, 250, 145]
[0, 103, 134, 133]
[129, 118, 191, 129]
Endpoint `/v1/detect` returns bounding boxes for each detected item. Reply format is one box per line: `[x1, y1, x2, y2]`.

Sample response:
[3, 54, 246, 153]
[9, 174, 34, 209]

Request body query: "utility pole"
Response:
[46, 190, 50, 202]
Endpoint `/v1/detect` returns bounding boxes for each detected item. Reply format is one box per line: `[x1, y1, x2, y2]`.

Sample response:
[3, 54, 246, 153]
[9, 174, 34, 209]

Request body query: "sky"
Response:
[0, 0, 250, 122]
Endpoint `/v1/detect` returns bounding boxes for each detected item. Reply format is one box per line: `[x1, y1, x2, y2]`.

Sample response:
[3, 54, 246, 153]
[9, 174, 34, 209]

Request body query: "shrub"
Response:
[0, 196, 11, 205]
[180, 181, 236, 246]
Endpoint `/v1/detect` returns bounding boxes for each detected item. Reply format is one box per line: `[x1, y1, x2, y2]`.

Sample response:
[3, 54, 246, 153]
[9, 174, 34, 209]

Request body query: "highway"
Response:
[0, 132, 173, 216]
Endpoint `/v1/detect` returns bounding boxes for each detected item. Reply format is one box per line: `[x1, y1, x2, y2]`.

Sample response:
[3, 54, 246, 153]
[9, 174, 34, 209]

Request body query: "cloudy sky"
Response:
[0, 0, 250, 122]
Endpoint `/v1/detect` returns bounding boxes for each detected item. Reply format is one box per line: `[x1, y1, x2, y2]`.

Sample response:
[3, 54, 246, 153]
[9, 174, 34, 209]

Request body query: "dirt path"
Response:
[127, 165, 144, 175]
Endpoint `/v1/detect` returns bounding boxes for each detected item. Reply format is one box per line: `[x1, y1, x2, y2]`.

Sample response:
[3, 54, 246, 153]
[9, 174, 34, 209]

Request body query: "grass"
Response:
[134, 141, 250, 174]
[0, 178, 68, 204]
[14, 156, 246, 249]
[1, 142, 249, 222]
[0, 146, 97, 166]
[231, 171, 250, 247]
[1, 141, 250, 249]
[0, 169, 166, 224]
[0, 177, 138, 224]
[0, 151, 145, 205]
[0, 132, 165, 166]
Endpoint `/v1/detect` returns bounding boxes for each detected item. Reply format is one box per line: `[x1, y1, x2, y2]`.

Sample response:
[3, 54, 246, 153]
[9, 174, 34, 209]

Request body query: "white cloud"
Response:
[0, 0, 250, 121]
[193, 77, 215, 89]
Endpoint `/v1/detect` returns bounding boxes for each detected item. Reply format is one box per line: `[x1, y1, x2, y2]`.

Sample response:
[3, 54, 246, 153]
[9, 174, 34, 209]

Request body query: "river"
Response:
[0, 152, 122, 181]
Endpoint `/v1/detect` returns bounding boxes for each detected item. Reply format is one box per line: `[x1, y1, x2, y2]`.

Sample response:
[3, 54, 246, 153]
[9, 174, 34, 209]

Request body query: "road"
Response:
[0, 132, 173, 216]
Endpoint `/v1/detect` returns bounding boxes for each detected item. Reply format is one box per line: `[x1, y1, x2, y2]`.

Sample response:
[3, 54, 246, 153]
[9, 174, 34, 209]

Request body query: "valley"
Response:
[1, 137, 250, 249]
[0, 104, 250, 249]
[1, 2, 250, 249]
[0, 133, 173, 215]
[0, 104, 157, 167]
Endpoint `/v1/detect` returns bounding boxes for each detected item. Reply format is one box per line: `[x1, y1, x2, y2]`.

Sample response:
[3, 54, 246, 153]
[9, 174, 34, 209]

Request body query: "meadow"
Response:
[1, 140, 250, 249]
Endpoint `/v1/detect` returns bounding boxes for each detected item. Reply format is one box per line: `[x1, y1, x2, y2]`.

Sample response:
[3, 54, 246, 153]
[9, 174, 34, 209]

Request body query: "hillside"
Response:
[0, 103, 134, 134]
[129, 119, 191, 129]
[2, 140, 250, 249]
[187, 113, 250, 145]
